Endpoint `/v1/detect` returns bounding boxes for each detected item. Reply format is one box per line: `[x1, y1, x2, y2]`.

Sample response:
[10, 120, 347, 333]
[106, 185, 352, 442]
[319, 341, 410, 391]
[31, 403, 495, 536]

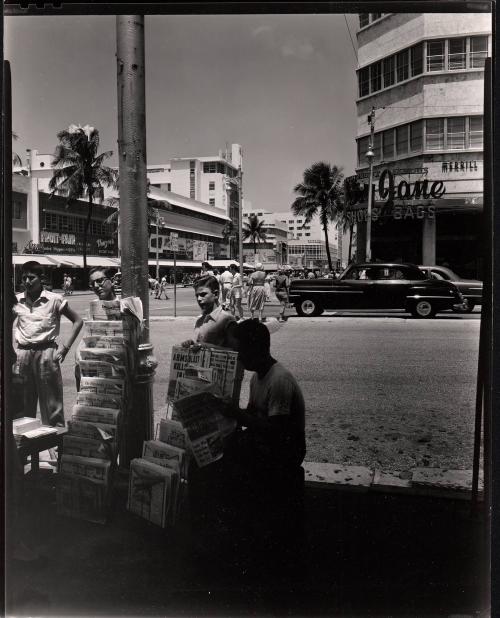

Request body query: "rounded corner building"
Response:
[352, 12, 491, 278]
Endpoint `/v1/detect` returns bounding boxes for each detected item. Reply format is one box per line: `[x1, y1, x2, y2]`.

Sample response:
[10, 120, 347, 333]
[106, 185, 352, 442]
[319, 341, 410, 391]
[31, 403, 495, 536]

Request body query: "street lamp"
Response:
[365, 145, 375, 262]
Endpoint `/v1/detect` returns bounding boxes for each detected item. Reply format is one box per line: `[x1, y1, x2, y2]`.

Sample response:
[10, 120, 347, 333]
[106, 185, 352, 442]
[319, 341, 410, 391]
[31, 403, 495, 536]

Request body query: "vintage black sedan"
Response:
[418, 265, 482, 313]
[288, 263, 465, 318]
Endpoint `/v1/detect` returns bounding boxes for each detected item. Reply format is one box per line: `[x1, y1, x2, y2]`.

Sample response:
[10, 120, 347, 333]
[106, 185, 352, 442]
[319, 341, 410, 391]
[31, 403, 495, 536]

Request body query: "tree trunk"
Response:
[83, 193, 93, 283]
[323, 224, 333, 271]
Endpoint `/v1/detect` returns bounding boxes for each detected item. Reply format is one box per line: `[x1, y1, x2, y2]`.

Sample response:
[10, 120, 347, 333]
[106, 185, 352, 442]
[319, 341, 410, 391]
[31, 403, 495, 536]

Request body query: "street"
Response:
[57, 290, 480, 474]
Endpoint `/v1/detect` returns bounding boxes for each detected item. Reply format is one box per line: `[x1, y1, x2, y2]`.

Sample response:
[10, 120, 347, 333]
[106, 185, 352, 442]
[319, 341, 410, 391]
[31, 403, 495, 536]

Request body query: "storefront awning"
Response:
[12, 255, 59, 266]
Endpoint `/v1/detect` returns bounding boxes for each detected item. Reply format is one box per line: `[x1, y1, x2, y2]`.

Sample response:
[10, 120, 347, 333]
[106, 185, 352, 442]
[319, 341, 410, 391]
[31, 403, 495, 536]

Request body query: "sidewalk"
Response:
[6, 468, 488, 617]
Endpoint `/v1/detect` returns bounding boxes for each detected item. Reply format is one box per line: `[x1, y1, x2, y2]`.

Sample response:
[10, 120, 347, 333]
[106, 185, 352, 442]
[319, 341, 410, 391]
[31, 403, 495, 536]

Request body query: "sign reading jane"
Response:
[345, 168, 446, 225]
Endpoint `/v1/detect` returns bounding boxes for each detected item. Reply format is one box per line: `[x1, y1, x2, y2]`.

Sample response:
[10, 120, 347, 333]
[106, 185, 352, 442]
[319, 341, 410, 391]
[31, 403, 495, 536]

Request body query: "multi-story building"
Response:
[242, 207, 288, 269]
[352, 12, 490, 277]
[287, 239, 338, 271]
[12, 147, 230, 286]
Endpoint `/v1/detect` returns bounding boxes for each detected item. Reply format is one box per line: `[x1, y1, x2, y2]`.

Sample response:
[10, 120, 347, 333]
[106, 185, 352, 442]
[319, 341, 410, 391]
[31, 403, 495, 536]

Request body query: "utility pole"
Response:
[365, 107, 376, 263]
[238, 166, 244, 281]
[116, 15, 157, 466]
[155, 209, 160, 281]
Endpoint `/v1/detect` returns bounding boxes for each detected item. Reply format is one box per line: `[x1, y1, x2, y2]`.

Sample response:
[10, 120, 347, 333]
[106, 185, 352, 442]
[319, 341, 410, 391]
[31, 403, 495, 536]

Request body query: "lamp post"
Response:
[238, 166, 244, 281]
[365, 145, 375, 263]
[365, 107, 376, 263]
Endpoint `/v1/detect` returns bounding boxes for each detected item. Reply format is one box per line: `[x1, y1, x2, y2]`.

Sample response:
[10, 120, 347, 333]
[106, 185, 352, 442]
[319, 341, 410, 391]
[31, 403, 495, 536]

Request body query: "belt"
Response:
[17, 341, 57, 350]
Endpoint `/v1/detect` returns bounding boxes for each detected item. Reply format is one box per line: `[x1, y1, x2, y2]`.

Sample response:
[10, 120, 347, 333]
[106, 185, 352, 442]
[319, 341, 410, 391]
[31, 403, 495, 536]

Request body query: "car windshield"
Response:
[341, 265, 426, 281]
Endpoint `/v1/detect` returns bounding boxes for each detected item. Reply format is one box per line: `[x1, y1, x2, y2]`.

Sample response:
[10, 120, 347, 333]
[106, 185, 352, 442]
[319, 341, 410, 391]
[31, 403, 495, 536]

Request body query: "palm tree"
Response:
[291, 162, 344, 271]
[49, 125, 116, 278]
[243, 213, 267, 256]
[12, 131, 22, 168]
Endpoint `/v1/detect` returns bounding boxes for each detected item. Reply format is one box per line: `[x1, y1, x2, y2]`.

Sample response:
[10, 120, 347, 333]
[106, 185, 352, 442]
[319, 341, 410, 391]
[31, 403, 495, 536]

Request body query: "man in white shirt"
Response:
[13, 261, 83, 426]
[182, 274, 237, 349]
[219, 266, 234, 308]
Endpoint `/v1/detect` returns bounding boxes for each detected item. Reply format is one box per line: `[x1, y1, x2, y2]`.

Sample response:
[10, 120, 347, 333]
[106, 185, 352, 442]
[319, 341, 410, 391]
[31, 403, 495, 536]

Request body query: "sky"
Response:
[5, 14, 359, 213]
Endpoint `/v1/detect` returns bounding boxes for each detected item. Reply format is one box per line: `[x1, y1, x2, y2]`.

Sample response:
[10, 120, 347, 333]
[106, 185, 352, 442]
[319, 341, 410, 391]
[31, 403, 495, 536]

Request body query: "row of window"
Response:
[358, 13, 385, 28]
[358, 36, 488, 98]
[357, 116, 483, 165]
[42, 212, 113, 237]
[203, 162, 238, 177]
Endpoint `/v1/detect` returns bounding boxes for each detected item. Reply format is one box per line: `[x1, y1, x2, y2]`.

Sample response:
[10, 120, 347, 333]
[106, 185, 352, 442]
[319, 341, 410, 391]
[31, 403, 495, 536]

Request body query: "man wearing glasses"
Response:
[13, 261, 83, 426]
[74, 268, 117, 390]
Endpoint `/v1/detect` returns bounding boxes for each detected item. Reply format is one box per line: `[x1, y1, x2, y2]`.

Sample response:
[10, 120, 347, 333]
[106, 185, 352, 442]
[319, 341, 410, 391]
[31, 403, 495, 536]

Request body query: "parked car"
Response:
[288, 262, 465, 318]
[418, 265, 482, 313]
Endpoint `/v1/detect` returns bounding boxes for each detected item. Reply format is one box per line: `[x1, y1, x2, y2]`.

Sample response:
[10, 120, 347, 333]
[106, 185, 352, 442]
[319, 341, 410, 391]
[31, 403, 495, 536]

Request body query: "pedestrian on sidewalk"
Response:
[181, 274, 237, 349]
[247, 262, 267, 322]
[219, 266, 233, 309]
[12, 261, 83, 426]
[229, 263, 244, 320]
[274, 267, 290, 322]
[157, 275, 168, 300]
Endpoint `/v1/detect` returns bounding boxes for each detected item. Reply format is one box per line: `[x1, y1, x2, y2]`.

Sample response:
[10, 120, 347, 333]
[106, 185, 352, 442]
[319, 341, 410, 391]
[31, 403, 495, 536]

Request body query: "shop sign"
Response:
[41, 231, 76, 245]
[378, 168, 445, 202]
[23, 240, 45, 254]
[441, 160, 478, 172]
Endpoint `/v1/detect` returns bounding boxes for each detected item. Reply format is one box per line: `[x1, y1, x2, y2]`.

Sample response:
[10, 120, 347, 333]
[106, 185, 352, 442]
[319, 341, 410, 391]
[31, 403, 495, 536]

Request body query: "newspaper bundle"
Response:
[173, 391, 226, 468]
[142, 440, 188, 480]
[127, 458, 179, 528]
[167, 344, 243, 403]
[58, 300, 142, 524]
[158, 418, 188, 450]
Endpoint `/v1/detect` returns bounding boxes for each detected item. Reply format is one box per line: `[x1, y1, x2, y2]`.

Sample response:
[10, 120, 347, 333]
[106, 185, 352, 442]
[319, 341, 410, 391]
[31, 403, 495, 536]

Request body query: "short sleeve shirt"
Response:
[194, 304, 236, 348]
[220, 271, 234, 286]
[13, 290, 67, 346]
[249, 270, 266, 286]
[248, 362, 305, 432]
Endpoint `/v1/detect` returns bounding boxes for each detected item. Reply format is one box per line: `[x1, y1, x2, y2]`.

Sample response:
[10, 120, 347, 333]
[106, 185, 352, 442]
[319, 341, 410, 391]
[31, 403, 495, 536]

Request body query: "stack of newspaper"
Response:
[127, 419, 189, 528]
[165, 344, 243, 467]
[57, 299, 141, 524]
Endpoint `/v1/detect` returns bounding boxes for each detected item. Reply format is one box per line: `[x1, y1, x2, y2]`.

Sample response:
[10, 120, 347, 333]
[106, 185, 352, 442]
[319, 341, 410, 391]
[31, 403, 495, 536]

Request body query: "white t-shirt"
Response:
[220, 270, 234, 286]
[248, 362, 305, 432]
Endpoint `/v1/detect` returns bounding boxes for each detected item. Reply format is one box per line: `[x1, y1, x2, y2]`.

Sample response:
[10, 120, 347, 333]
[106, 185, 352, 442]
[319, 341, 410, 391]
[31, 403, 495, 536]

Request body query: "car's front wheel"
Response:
[295, 298, 323, 317]
[410, 300, 436, 318]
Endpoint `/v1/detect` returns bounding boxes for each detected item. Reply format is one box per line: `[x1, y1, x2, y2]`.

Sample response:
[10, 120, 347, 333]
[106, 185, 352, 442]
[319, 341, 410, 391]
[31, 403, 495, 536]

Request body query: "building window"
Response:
[288, 220, 294, 223]
[410, 120, 423, 151]
[370, 61, 382, 92]
[189, 160, 196, 199]
[396, 50, 409, 82]
[305, 233, 311, 237]
[383, 56, 395, 88]
[203, 162, 217, 173]
[209, 181, 215, 191]
[371, 13, 382, 21]
[470, 36, 488, 68]
[447, 117, 466, 149]
[427, 40, 445, 71]
[209, 198, 215, 206]
[469, 116, 483, 149]
[410, 43, 423, 76]
[359, 67, 369, 97]
[425, 118, 445, 150]
[297, 234, 302, 238]
[167, 183, 171, 192]
[359, 14, 369, 28]
[297, 219, 302, 223]
[382, 129, 394, 160]
[396, 125, 408, 155]
[448, 37, 466, 69]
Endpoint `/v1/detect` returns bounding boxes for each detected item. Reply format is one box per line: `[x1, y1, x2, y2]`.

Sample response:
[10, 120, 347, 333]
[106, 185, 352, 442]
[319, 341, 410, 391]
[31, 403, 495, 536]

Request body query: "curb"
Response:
[303, 461, 484, 501]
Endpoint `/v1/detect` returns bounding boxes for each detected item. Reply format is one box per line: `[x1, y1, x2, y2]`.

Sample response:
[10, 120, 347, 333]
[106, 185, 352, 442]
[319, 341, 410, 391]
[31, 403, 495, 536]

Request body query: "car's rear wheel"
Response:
[410, 300, 436, 318]
[296, 298, 323, 317]
[452, 299, 475, 313]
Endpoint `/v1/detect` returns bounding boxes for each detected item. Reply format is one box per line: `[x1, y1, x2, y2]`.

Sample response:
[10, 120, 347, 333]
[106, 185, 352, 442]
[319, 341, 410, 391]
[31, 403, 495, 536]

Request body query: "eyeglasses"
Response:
[90, 276, 110, 288]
